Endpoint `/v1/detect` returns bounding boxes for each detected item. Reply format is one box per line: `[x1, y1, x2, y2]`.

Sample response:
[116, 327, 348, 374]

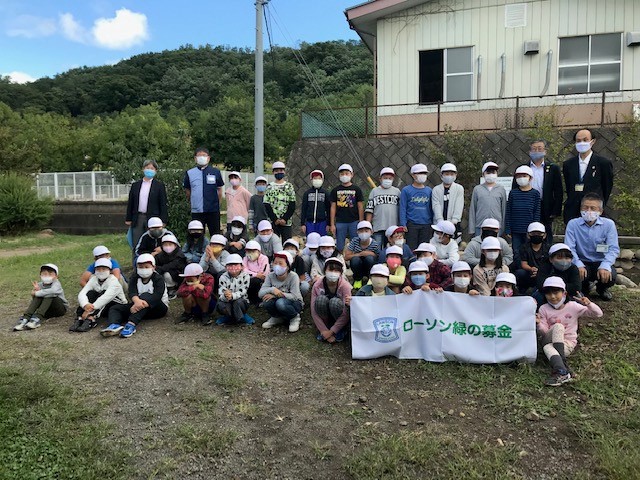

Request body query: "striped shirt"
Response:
[505, 188, 541, 234]
[347, 237, 381, 255]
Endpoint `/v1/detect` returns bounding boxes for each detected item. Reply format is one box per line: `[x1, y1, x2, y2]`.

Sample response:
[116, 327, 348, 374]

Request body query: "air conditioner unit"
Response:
[523, 41, 539, 55]
[627, 32, 640, 47]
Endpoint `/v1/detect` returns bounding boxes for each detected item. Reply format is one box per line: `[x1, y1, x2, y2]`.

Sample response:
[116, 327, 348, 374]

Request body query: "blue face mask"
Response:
[529, 152, 545, 161]
[143, 169, 156, 178]
[256, 185, 266, 193]
[411, 275, 427, 286]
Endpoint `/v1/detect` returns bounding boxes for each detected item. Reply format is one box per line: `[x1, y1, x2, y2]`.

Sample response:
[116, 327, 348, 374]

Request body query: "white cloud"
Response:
[6, 14, 57, 38]
[92, 8, 149, 49]
[4, 71, 37, 84]
[59, 12, 89, 43]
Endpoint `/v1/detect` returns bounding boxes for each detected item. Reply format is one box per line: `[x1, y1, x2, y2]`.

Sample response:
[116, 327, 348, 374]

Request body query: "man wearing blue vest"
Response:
[184, 147, 225, 236]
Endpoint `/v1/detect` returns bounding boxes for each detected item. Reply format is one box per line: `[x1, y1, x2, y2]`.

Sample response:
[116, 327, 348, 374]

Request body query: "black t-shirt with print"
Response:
[330, 184, 363, 223]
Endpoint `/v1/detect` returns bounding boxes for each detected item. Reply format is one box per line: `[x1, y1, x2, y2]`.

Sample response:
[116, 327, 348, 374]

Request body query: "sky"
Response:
[0, 0, 362, 83]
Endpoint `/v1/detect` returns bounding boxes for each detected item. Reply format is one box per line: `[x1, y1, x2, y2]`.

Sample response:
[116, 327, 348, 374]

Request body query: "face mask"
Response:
[419, 256, 434, 267]
[137, 268, 153, 279]
[495, 286, 513, 297]
[163, 245, 176, 254]
[273, 265, 287, 276]
[256, 185, 267, 193]
[284, 248, 297, 256]
[529, 152, 545, 161]
[549, 295, 566, 309]
[143, 169, 156, 179]
[415, 174, 427, 184]
[575, 141, 592, 154]
[231, 227, 243, 236]
[481, 230, 498, 239]
[411, 275, 427, 286]
[40, 275, 54, 285]
[529, 235, 544, 245]
[246, 251, 259, 261]
[552, 259, 572, 272]
[381, 179, 393, 189]
[386, 258, 401, 269]
[230, 179, 241, 187]
[394, 239, 405, 247]
[95, 271, 110, 281]
[485, 251, 500, 262]
[226, 265, 242, 276]
[274, 173, 285, 180]
[581, 210, 600, 223]
[196, 155, 208, 166]
[339, 175, 351, 184]
[320, 249, 333, 259]
[516, 177, 530, 187]
[149, 229, 164, 239]
[371, 277, 388, 290]
[211, 245, 223, 254]
[442, 175, 456, 185]
[454, 277, 470, 289]
[484, 173, 497, 184]
[259, 233, 272, 242]
[312, 179, 323, 188]
[358, 232, 371, 242]
[325, 271, 341, 283]
[190, 231, 202, 238]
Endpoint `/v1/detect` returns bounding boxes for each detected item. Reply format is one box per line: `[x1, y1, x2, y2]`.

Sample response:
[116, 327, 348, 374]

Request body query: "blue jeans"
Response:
[335, 221, 358, 252]
[350, 255, 376, 280]
[511, 233, 528, 268]
[263, 297, 303, 321]
[300, 280, 311, 296]
[305, 221, 327, 236]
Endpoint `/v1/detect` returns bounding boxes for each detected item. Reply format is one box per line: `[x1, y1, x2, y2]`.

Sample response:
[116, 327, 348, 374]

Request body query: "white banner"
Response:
[351, 291, 537, 363]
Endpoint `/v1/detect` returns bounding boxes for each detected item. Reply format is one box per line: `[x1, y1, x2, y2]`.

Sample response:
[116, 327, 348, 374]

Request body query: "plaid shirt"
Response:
[177, 273, 214, 299]
[428, 259, 453, 290]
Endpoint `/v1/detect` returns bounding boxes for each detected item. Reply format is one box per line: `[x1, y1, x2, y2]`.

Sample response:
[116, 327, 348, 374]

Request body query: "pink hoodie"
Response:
[537, 300, 603, 347]
[242, 253, 270, 277]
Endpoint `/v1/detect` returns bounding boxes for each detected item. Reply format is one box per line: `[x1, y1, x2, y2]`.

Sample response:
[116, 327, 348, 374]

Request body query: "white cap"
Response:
[495, 272, 517, 285]
[451, 261, 471, 273]
[410, 163, 428, 174]
[385, 245, 403, 256]
[226, 253, 243, 265]
[480, 237, 502, 250]
[318, 235, 336, 248]
[274, 250, 293, 266]
[306, 232, 321, 249]
[414, 242, 437, 253]
[527, 222, 546, 233]
[431, 223, 443, 233]
[324, 256, 345, 270]
[136, 253, 156, 266]
[481, 218, 500, 230]
[543, 276, 566, 290]
[41, 263, 59, 274]
[94, 258, 113, 269]
[515, 165, 534, 177]
[482, 161, 499, 173]
[229, 171, 241, 179]
[357, 220, 373, 230]
[408, 261, 429, 273]
[549, 243, 572, 256]
[180, 263, 203, 277]
[231, 215, 247, 225]
[310, 169, 324, 179]
[283, 238, 300, 250]
[254, 176, 268, 184]
[370, 264, 390, 277]
[272, 161, 286, 170]
[209, 234, 227, 245]
[385, 225, 407, 238]
[93, 245, 110, 257]
[245, 240, 261, 251]
[161, 234, 180, 245]
[257, 220, 272, 232]
[338, 163, 353, 173]
[147, 217, 163, 228]
[188, 220, 204, 230]
[440, 163, 457, 173]
[432, 220, 455, 236]
[380, 167, 395, 176]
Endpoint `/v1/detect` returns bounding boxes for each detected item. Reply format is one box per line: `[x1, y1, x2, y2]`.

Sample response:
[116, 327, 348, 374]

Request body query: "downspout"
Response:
[540, 50, 553, 96]
[476, 55, 482, 101]
[499, 53, 506, 98]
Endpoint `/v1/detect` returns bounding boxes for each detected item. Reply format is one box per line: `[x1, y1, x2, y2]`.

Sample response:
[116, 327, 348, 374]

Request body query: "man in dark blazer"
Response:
[512, 139, 563, 246]
[126, 160, 169, 250]
[562, 129, 614, 224]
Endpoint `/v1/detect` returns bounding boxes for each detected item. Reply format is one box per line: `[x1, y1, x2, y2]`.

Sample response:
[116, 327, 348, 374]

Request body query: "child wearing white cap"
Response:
[431, 163, 464, 241]
[469, 162, 507, 236]
[365, 167, 401, 246]
[243, 240, 271, 304]
[259, 250, 304, 332]
[537, 276, 602, 386]
[414, 243, 453, 290]
[491, 272, 518, 297]
[182, 220, 209, 264]
[255, 220, 283, 262]
[377, 225, 415, 265]
[355, 264, 395, 296]
[399, 163, 434, 250]
[155, 234, 187, 298]
[429, 220, 460, 267]
[225, 172, 252, 233]
[248, 176, 269, 233]
[462, 218, 514, 268]
[301, 170, 331, 236]
[80, 245, 124, 288]
[311, 257, 352, 342]
[134, 217, 176, 262]
[514, 222, 549, 294]
[506, 165, 541, 265]
[14, 264, 69, 331]
[283, 238, 311, 296]
[264, 162, 296, 241]
[472, 237, 509, 296]
[310, 236, 346, 285]
[535, 243, 582, 303]
[329, 163, 364, 252]
[302, 232, 321, 274]
[344, 220, 381, 289]
[402, 261, 441, 294]
[216, 254, 253, 326]
[445, 261, 480, 295]
[225, 215, 249, 255]
[176, 263, 215, 325]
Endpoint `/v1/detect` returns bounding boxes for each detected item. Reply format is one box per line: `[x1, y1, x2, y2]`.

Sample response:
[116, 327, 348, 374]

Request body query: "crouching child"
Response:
[216, 254, 253, 326]
[14, 263, 68, 331]
[175, 263, 215, 325]
[311, 257, 352, 343]
[259, 251, 303, 333]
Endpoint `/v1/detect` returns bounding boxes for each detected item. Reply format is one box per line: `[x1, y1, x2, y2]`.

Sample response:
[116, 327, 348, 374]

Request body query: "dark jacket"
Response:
[155, 249, 187, 282]
[562, 153, 614, 223]
[300, 187, 331, 223]
[126, 179, 168, 225]
[129, 271, 166, 307]
[536, 261, 582, 296]
[134, 229, 175, 257]
[511, 161, 563, 223]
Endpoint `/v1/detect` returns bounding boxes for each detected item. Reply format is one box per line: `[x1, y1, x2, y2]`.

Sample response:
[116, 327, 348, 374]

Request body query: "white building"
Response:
[345, 0, 640, 133]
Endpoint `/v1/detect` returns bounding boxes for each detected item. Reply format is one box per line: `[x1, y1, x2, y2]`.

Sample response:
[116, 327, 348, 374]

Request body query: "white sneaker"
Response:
[13, 316, 29, 331]
[262, 317, 284, 329]
[288, 315, 301, 333]
[25, 317, 42, 329]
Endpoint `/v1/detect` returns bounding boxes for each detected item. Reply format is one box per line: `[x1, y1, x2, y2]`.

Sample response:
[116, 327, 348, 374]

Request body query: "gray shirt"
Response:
[365, 186, 400, 233]
[257, 235, 283, 260]
[462, 235, 514, 268]
[34, 279, 69, 307]
[468, 184, 507, 234]
[258, 271, 303, 305]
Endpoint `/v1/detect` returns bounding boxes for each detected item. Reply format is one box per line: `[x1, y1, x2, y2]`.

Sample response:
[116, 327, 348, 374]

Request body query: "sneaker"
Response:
[100, 323, 124, 337]
[288, 315, 301, 333]
[201, 313, 213, 326]
[13, 316, 29, 331]
[120, 323, 136, 338]
[69, 317, 83, 332]
[175, 311, 193, 324]
[25, 316, 42, 330]
[598, 288, 613, 301]
[262, 317, 284, 329]
[334, 329, 347, 343]
[76, 318, 97, 333]
[242, 313, 255, 325]
[352, 279, 363, 290]
[215, 316, 232, 326]
[168, 290, 178, 301]
[544, 370, 571, 387]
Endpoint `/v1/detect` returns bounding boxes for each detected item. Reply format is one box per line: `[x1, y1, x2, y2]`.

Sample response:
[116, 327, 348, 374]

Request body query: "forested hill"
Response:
[0, 40, 372, 173]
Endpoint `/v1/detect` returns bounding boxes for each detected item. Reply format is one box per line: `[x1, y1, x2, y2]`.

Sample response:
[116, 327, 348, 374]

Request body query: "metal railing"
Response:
[301, 89, 640, 139]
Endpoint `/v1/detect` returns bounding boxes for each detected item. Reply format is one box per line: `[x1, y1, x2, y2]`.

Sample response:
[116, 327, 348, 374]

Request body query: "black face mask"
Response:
[530, 235, 544, 245]
[190, 232, 203, 239]
[481, 230, 498, 239]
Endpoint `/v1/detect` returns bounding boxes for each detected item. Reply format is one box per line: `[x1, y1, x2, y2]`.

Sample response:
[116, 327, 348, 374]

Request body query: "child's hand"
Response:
[32, 281, 40, 291]
[576, 296, 591, 306]
[224, 290, 233, 301]
[535, 313, 542, 324]
[469, 289, 480, 296]
[402, 286, 413, 295]
[256, 273, 265, 280]
[272, 288, 284, 298]
[421, 285, 432, 292]
[433, 287, 444, 293]
[83, 304, 94, 312]
[344, 295, 352, 307]
[262, 294, 274, 301]
[196, 283, 205, 290]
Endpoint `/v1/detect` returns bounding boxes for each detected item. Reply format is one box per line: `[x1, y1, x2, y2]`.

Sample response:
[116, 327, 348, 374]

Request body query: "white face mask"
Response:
[137, 268, 153, 279]
[454, 277, 470, 288]
[325, 271, 341, 283]
[575, 141, 592, 154]
[196, 155, 209, 166]
[320, 248, 334, 258]
[581, 210, 600, 223]
[162, 245, 176, 254]
[371, 277, 388, 290]
[339, 174, 351, 184]
[549, 295, 566, 309]
[516, 177, 530, 187]
[484, 173, 497, 184]
[394, 239, 405, 247]
[246, 251, 259, 261]
[312, 179, 324, 188]
[485, 251, 500, 262]
[273, 265, 287, 276]
[259, 233, 272, 242]
[358, 232, 371, 242]
[442, 175, 456, 185]
[231, 227, 243, 236]
[95, 271, 110, 281]
[419, 255, 434, 267]
[40, 275, 54, 285]
[381, 179, 393, 189]
[284, 248, 297, 256]
[230, 179, 241, 187]
[415, 174, 427, 184]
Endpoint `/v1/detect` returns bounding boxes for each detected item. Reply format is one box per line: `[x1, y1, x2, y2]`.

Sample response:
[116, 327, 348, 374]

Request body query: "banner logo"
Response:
[373, 317, 399, 343]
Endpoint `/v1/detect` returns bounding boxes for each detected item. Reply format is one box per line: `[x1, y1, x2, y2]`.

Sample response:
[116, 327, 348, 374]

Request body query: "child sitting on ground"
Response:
[216, 253, 253, 326]
[259, 251, 304, 333]
[302, 232, 321, 274]
[537, 276, 603, 386]
[310, 236, 345, 286]
[356, 264, 395, 296]
[80, 245, 124, 287]
[445, 261, 480, 295]
[182, 220, 209, 264]
[311, 257, 352, 343]
[491, 272, 519, 297]
[283, 238, 311, 296]
[175, 263, 215, 326]
[402, 261, 444, 294]
[225, 216, 249, 256]
[473, 237, 509, 296]
[14, 263, 68, 331]
[383, 245, 407, 294]
[155, 234, 187, 298]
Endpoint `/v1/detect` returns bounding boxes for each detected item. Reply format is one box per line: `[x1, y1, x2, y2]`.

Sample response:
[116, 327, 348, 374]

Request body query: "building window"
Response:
[419, 47, 473, 104]
[558, 33, 621, 95]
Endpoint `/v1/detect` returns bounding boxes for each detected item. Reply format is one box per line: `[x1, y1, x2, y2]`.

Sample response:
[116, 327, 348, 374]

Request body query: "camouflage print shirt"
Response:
[264, 181, 296, 226]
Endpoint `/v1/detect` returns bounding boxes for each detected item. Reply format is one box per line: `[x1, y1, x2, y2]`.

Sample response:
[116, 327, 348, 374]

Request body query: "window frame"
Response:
[418, 46, 475, 104]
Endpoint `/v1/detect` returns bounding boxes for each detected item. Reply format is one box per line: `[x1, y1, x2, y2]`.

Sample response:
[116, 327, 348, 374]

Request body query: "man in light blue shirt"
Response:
[564, 193, 619, 300]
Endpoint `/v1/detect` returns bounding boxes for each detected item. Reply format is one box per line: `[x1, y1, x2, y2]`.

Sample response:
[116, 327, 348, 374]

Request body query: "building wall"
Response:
[376, 0, 640, 111]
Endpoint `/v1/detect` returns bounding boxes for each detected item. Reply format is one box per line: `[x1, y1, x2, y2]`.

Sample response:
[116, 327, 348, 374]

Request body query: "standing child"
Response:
[399, 163, 433, 250]
[356, 264, 395, 296]
[216, 253, 253, 326]
[248, 176, 269, 234]
[431, 163, 464, 241]
[506, 165, 541, 265]
[445, 261, 480, 295]
[472, 237, 509, 296]
[301, 169, 331, 236]
[225, 215, 248, 256]
[365, 167, 400, 246]
[225, 172, 252, 233]
[176, 263, 215, 325]
[259, 251, 304, 333]
[182, 220, 209, 264]
[264, 162, 296, 241]
[14, 263, 68, 331]
[243, 240, 270, 305]
[537, 276, 603, 386]
[311, 257, 352, 343]
[468, 162, 507, 236]
[329, 163, 364, 252]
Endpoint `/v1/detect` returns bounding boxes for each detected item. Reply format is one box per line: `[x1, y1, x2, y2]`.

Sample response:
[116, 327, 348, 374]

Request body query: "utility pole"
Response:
[254, 0, 268, 176]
